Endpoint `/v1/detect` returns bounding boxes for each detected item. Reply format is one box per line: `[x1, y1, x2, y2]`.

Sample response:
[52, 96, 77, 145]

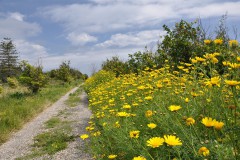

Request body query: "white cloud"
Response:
[0, 12, 41, 39]
[40, 1, 240, 36]
[97, 30, 165, 48]
[8, 12, 24, 21]
[179, 2, 240, 18]
[15, 40, 49, 65]
[67, 32, 98, 46]
[41, 3, 177, 33]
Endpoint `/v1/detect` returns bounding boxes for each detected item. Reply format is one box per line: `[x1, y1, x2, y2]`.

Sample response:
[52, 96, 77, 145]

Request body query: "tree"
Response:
[56, 61, 73, 83]
[102, 56, 128, 77]
[157, 20, 203, 68]
[19, 61, 47, 93]
[0, 38, 19, 82]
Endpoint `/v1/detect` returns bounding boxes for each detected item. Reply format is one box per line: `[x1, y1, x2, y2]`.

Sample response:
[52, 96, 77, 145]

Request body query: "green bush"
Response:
[7, 77, 18, 88]
[19, 61, 47, 93]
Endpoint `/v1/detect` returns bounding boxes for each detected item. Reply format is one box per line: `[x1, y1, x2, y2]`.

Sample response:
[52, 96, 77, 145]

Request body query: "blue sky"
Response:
[0, 0, 240, 75]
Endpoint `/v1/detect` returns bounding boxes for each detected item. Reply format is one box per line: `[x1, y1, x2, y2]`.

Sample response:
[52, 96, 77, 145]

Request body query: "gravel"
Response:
[0, 87, 92, 160]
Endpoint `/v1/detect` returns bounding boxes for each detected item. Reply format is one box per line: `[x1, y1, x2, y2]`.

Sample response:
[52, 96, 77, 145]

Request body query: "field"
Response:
[83, 45, 240, 159]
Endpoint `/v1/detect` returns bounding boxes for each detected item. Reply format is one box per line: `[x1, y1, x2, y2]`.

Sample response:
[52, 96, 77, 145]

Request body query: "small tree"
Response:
[56, 61, 73, 83]
[102, 56, 128, 77]
[0, 38, 19, 82]
[19, 61, 47, 93]
[157, 20, 203, 68]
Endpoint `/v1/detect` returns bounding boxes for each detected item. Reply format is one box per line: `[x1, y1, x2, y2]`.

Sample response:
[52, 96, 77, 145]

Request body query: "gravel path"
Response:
[0, 87, 92, 160]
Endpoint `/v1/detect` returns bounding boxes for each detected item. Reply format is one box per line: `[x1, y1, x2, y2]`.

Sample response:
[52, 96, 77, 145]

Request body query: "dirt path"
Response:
[0, 87, 92, 160]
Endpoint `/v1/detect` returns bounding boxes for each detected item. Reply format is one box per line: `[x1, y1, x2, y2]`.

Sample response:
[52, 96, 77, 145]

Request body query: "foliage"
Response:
[83, 40, 240, 159]
[102, 56, 129, 77]
[127, 50, 160, 74]
[157, 20, 203, 68]
[84, 70, 115, 93]
[7, 77, 18, 89]
[55, 61, 73, 83]
[19, 61, 47, 93]
[0, 38, 19, 82]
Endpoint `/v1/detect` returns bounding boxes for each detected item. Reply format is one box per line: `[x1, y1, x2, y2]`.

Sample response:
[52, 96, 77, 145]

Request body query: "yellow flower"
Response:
[198, 147, 210, 156]
[132, 156, 146, 160]
[80, 134, 89, 140]
[195, 57, 206, 62]
[146, 137, 164, 148]
[204, 39, 211, 45]
[229, 40, 238, 47]
[164, 135, 182, 146]
[122, 104, 131, 109]
[201, 117, 216, 127]
[117, 112, 130, 117]
[213, 121, 224, 130]
[147, 123, 157, 129]
[186, 117, 195, 126]
[130, 130, 140, 138]
[115, 121, 121, 128]
[225, 80, 240, 86]
[137, 85, 145, 90]
[185, 98, 189, 103]
[237, 56, 240, 62]
[144, 96, 153, 100]
[168, 105, 182, 112]
[145, 110, 153, 117]
[214, 39, 223, 45]
[204, 76, 221, 87]
[108, 154, 117, 159]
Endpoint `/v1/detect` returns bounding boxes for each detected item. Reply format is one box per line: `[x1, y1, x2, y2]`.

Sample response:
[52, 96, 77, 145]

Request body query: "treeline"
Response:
[0, 38, 87, 93]
[101, 16, 239, 76]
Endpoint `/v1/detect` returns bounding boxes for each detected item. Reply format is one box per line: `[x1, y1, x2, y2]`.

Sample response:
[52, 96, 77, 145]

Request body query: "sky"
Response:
[0, 0, 240, 75]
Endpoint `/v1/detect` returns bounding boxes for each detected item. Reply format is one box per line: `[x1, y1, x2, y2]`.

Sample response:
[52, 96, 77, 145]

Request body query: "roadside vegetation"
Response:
[0, 37, 87, 144]
[83, 17, 240, 159]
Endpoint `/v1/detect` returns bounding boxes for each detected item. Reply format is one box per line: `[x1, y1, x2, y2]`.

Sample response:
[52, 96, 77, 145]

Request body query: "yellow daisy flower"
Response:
[164, 135, 182, 146]
[146, 137, 164, 148]
[198, 147, 210, 156]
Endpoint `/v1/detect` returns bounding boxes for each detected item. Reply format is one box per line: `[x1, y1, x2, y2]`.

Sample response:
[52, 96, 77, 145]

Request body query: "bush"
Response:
[7, 77, 18, 88]
[19, 61, 47, 93]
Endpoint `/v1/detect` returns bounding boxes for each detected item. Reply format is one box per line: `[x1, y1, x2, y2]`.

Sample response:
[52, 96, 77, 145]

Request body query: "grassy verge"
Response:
[84, 53, 240, 159]
[0, 79, 82, 144]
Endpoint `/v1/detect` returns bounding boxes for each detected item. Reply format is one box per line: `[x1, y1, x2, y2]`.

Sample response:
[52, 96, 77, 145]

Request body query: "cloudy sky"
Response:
[0, 0, 239, 75]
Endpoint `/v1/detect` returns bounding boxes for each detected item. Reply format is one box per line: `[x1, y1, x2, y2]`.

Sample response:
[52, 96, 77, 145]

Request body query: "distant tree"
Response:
[56, 61, 73, 83]
[0, 38, 19, 82]
[19, 61, 47, 93]
[102, 56, 128, 77]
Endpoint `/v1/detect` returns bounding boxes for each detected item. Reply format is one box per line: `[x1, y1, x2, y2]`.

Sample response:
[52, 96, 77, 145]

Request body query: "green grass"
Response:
[0, 79, 82, 144]
[65, 87, 83, 107]
[32, 131, 74, 155]
[44, 117, 61, 129]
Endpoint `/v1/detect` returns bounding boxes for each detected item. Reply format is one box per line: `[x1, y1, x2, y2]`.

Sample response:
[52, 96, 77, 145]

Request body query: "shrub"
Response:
[19, 61, 47, 93]
[7, 77, 18, 88]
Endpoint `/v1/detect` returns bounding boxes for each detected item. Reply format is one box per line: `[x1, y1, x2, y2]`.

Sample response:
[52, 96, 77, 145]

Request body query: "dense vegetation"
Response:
[83, 18, 240, 160]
